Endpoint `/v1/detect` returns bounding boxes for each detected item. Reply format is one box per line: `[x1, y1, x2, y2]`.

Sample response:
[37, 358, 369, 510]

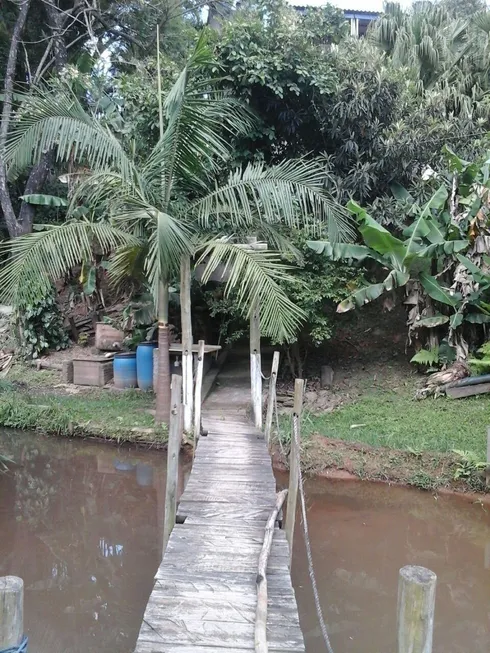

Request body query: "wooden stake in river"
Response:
[397, 565, 437, 653]
[0, 576, 24, 651]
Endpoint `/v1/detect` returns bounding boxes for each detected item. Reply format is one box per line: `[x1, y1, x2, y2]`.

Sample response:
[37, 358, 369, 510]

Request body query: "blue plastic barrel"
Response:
[113, 352, 137, 389]
[136, 342, 158, 391]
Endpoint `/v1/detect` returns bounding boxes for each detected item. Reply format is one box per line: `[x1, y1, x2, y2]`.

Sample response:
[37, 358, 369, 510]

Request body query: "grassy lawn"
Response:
[0, 364, 165, 444]
[303, 387, 490, 460]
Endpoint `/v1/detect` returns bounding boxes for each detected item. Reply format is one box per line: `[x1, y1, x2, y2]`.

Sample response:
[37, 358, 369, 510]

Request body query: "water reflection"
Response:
[281, 476, 490, 653]
[0, 430, 188, 653]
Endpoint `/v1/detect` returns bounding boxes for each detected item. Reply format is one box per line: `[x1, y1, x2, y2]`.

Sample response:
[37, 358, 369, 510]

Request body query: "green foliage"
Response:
[215, 0, 488, 206]
[2, 33, 351, 344]
[16, 288, 69, 359]
[0, 395, 71, 434]
[410, 347, 441, 367]
[468, 341, 490, 374]
[309, 148, 490, 360]
[452, 450, 487, 480]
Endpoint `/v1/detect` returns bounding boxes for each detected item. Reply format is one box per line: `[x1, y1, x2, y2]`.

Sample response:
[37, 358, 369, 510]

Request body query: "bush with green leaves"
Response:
[308, 147, 490, 364]
[17, 289, 69, 359]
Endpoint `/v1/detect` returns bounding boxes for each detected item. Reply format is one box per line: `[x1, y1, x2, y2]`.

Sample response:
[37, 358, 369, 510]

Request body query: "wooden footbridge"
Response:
[134, 351, 306, 653]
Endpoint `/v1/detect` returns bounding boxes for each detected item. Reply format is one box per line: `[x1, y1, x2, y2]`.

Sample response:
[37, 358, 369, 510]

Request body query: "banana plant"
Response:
[308, 165, 490, 360]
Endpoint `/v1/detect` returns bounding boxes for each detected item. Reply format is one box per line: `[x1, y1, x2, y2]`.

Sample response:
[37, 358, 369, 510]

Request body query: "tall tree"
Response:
[1, 34, 352, 422]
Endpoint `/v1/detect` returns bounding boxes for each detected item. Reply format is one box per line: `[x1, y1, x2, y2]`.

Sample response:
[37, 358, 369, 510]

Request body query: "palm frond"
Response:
[0, 221, 139, 306]
[197, 240, 306, 342]
[191, 160, 354, 242]
[144, 32, 255, 204]
[6, 87, 134, 180]
[144, 210, 193, 298]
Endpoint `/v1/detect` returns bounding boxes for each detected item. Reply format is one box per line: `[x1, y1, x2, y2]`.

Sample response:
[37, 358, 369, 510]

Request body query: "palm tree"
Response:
[1, 33, 352, 423]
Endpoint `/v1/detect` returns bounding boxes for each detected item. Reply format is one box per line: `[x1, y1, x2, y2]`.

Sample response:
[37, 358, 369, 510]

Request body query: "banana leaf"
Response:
[412, 315, 449, 328]
[19, 194, 68, 207]
[419, 272, 461, 307]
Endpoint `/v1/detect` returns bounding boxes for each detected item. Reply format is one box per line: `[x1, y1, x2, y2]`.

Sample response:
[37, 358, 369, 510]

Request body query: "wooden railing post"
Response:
[163, 374, 182, 553]
[264, 351, 280, 446]
[250, 298, 262, 429]
[285, 378, 304, 565]
[397, 565, 437, 653]
[181, 255, 193, 433]
[193, 340, 205, 450]
[486, 427, 490, 488]
[0, 576, 24, 651]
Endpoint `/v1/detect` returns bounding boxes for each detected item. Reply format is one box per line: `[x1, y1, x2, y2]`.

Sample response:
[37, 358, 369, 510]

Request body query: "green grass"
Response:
[301, 387, 490, 459]
[0, 386, 166, 444]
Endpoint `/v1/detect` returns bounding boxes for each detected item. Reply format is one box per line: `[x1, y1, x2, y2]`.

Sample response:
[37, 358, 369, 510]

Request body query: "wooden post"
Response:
[0, 576, 24, 650]
[486, 427, 490, 488]
[264, 351, 280, 446]
[397, 565, 437, 653]
[250, 297, 262, 429]
[255, 489, 288, 653]
[163, 374, 182, 554]
[193, 340, 205, 450]
[181, 255, 193, 434]
[285, 378, 304, 565]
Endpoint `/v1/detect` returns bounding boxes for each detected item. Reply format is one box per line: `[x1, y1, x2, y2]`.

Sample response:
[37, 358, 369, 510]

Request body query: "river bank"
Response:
[0, 362, 166, 445]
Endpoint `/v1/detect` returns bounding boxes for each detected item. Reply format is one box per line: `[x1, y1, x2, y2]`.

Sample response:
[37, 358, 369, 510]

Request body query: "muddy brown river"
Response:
[0, 432, 489, 652]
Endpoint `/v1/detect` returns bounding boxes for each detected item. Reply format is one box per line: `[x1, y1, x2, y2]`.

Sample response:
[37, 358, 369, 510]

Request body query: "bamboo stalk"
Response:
[285, 378, 304, 565]
[162, 374, 182, 553]
[255, 489, 288, 653]
[193, 340, 205, 451]
[264, 351, 280, 446]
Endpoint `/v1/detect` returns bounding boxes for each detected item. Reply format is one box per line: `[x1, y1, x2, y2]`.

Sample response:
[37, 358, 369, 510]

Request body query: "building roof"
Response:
[289, 0, 384, 10]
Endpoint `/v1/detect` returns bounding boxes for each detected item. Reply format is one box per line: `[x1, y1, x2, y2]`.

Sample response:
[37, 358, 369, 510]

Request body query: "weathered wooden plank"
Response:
[135, 643, 305, 653]
[137, 619, 304, 649]
[143, 596, 300, 626]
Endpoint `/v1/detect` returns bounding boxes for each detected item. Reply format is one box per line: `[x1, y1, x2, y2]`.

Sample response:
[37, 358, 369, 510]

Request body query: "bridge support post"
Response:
[250, 298, 262, 429]
[163, 374, 183, 553]
[285, 378, 304, 565]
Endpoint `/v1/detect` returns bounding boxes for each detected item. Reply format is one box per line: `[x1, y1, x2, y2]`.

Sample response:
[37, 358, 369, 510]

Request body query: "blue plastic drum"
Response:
[113, 352, 137, 389]
[136, 342, 158, 391]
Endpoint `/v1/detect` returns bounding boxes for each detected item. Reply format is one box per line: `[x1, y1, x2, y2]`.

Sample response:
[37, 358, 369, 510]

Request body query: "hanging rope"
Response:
[292, 414, 335, 653]
[1, 636, 28, 653]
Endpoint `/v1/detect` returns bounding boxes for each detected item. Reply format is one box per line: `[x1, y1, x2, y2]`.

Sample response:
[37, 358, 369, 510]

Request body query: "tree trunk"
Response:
[0, 0, 68, 238]
[0, 0, 32, 238]
[156, 282, 171, 424]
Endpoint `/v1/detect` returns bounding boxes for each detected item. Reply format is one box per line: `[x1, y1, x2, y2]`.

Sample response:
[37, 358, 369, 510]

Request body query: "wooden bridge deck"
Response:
[134, 413, 305, 653]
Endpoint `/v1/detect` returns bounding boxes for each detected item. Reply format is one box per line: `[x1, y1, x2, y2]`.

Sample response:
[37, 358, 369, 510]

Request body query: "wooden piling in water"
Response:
[397, 565, 437, 653]
[285, 378, 304, 565]
[193, 340, 205, 450]
[163, 374, 182, 553]
[0, 576, 24, 650]
[264, 351, 280, 447]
